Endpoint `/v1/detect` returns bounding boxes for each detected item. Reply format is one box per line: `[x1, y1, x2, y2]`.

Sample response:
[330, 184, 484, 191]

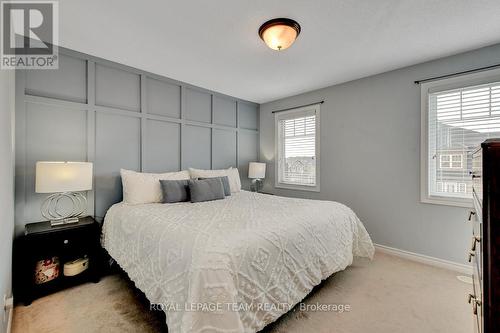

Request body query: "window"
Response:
[436, 181, 467, 194]
[439, 154, 463, 169]
[421, 69, 500, 207]
[275, 104, 320, 191]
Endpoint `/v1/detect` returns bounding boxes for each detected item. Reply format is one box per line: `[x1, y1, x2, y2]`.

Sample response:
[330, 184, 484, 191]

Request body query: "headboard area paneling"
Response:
[14, 47, 259, 231]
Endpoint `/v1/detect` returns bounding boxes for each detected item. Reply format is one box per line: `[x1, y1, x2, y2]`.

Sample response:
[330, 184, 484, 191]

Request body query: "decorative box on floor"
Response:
[14, 216, 102, 305]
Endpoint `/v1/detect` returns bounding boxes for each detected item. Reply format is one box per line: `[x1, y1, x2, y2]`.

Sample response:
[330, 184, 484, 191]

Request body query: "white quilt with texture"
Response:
[102, 191, 374, 333]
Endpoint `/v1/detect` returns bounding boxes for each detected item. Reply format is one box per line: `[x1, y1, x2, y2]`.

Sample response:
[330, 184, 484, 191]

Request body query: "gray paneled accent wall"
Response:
[15, 47, 258, 231]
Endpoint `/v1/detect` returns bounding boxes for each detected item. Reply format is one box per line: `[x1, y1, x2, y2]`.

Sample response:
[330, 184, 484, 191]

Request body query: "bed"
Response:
[101, 190, 374, 333]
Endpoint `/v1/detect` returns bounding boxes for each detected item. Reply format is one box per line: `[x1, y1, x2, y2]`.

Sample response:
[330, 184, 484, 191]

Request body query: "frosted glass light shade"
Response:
[36, 162, 93, 193]
[261, 25, 297, 50]
[248, 162, 266, 179]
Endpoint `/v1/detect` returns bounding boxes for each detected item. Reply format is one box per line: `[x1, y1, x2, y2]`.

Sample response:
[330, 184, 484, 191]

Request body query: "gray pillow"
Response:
[198, 176, 231, 196]
[188, 178, 225, 203]
[159, 179, 190, 203]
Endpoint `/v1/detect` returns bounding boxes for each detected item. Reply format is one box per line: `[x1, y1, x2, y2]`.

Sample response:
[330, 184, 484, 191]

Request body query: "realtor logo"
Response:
[1, 0, 58, 69]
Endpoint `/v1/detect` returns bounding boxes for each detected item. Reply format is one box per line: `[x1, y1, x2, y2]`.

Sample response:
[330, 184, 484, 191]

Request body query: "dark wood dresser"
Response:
[470, 139, 500, 333]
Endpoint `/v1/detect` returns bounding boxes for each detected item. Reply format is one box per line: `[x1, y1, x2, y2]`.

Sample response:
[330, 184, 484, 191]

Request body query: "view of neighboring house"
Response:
[283, 156, 315, 185]
[435, 148, 469, 195]
[434, 124, 500, 198]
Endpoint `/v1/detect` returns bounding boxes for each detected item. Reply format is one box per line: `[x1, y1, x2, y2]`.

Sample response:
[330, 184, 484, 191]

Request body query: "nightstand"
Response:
[14, 216, 102, 305]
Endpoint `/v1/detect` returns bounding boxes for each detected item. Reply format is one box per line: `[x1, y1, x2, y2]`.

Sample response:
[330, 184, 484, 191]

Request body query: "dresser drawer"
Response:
[472, 274, 482, 333]
[470, 209, 482, 283]
[473, 247, 482, 300]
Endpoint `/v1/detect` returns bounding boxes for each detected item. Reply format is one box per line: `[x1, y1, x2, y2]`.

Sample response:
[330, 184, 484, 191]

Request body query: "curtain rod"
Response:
[271, 101, 324, 114]
[414, 64, 500, 85]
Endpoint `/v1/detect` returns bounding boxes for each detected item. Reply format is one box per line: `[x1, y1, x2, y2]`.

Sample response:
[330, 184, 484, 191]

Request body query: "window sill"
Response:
[275, 182, 320, 192]
[421, 195, 472, 208]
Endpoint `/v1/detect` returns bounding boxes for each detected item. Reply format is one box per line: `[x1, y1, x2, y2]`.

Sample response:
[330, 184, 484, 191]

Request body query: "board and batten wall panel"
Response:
[214, 96, 237, 127]
[183, 125, 212, 170]
[146, 77, 181, 118]
[25, 54, 87, 103]
[95, 113, 141, 218]
[239, 103, 259, 130]
[144, 120, 181, 173]
[238, 131, 259, 189]
[23, 103, 88, 223]
[95, 64, 141, 112]
[185, 87, 212, 123]
[213, 129, 237, 169]
[14, 47, 259, 231]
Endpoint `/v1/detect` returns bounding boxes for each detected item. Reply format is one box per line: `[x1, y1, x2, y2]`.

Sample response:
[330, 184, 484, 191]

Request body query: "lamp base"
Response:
[41, 192, 87, 226]
[50, 217, 80, 227]
[251, 179, 263, 192]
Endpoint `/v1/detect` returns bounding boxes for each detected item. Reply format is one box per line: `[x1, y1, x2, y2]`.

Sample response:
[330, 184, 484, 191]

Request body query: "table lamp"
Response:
[35, 161, 93, 226]
[248, 162, 266, 192]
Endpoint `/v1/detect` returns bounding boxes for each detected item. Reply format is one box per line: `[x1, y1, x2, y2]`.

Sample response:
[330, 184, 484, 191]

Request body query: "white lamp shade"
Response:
[248, 162, 266, 179]
[36, 162, 93, 193]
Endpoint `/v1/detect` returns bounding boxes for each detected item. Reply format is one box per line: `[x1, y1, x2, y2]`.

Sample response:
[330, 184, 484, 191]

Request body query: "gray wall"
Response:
[260, 43, 500, 265]
[15, 47, 259, 233]
[0, 69, 15, 333]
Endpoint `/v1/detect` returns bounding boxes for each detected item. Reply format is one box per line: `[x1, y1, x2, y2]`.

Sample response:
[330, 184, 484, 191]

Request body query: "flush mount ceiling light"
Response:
[258, 18, 301, 51]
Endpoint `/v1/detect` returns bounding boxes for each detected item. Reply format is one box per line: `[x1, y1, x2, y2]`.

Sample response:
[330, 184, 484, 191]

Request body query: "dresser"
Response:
[469, 139, 500, 333]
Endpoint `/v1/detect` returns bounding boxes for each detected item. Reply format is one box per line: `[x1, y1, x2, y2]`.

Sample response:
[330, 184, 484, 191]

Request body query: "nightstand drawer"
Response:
[29, 227, 97, 260]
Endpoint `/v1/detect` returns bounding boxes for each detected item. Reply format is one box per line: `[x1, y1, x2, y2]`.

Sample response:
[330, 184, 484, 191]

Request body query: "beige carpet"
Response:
[13, 252, 473, 333]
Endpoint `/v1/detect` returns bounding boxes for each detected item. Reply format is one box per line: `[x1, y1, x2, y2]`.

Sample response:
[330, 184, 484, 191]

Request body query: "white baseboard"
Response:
[6, 306, 12, 333]
[374, 243, 472, 275]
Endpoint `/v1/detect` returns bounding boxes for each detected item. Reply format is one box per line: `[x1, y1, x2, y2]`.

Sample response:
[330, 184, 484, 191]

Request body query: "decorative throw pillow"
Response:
[188, 178, 225, 203]
[159, 179, 190, 203]
[120, 169, 190, 204]
[198, 176, 231, 196]
[189, 167, 241, 193]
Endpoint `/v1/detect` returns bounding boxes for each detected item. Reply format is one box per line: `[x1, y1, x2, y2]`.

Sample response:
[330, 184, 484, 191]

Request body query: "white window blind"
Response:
[275, 105, 320, 191]
[428, 80, 500, 200]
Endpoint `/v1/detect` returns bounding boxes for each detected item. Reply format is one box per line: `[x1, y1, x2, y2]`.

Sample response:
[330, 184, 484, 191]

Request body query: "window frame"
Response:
[420, 68, 500, 207]
[274, 104, 321, 192]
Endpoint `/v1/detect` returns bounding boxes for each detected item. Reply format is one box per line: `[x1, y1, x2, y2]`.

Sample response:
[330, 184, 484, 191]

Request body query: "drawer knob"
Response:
[468, 293, 475, 304]
[468, 252, 475, 263]
[468, 211, 476, 221]
[473, 300, 481, 315]
[471, 236, 481, 251]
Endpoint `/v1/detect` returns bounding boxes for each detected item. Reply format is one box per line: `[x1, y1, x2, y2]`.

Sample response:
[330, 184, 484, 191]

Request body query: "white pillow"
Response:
[188, 167, 241, 193]
[226, 167, 242, 192]
[120, 169, 190, 204]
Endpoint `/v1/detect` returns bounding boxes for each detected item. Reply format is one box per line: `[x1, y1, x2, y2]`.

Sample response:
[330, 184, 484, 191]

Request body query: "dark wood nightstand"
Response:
[14, 216, 102, 305]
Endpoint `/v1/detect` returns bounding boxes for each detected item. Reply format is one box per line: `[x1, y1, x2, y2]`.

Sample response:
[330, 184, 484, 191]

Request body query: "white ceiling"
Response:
[60, 0, 500, 103]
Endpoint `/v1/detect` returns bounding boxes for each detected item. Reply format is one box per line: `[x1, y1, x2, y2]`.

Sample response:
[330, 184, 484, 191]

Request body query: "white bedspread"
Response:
[102, 191, 374, 333]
